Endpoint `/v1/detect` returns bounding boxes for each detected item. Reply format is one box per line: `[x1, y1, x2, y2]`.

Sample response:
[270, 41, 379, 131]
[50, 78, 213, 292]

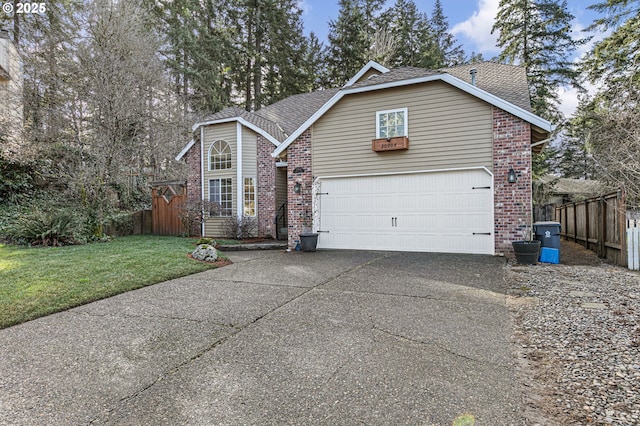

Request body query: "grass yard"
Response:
[0, 235, 224, 329]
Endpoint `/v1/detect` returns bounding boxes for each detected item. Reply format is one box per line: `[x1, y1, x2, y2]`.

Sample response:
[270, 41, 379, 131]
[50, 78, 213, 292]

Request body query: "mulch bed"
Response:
[187, 254, 233, 267]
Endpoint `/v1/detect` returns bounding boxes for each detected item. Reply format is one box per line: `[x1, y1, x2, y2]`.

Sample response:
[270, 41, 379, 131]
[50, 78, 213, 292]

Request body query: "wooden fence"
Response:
[102, 210, 152, 236]
[554, 191, 627, 266]
[151, 180, 186, 236]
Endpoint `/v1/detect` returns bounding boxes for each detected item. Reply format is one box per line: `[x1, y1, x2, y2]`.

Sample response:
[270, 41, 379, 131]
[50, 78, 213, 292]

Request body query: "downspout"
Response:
[237, 122, 243, 222]
[200, 126, 205, 237]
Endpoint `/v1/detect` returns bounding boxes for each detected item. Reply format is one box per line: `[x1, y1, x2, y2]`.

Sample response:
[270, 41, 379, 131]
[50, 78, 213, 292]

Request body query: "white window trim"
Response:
[208, 140, 232, 171]
[376, 107, 408, 139]
[243, 176, 257, 217]
[208, 178, 233, 217]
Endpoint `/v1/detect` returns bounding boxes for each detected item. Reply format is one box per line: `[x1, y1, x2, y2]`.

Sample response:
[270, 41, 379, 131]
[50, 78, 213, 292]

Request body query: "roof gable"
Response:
[271, 63, 554, 158]
[177, 61, 554, 161]
[344, 60, 390, 87]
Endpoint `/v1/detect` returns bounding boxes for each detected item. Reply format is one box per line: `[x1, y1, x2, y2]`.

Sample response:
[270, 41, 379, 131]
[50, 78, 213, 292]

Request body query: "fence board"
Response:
[555, 191, 626, 266]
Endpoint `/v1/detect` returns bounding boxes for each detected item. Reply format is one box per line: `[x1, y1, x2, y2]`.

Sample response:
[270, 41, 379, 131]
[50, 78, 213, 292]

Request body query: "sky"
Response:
[299, 0, 606, 118]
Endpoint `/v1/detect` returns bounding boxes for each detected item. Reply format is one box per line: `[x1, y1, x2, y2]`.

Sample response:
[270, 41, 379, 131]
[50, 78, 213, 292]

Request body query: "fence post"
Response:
[573, 202, 578, 243]
[599, 197, 606, 258]
[628, 218, 639, 270]
[619, 190, 627, 267]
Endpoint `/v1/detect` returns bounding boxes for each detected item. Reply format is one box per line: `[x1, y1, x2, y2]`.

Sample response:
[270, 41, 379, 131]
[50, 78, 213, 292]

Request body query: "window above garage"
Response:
[376, 108, 408, 139]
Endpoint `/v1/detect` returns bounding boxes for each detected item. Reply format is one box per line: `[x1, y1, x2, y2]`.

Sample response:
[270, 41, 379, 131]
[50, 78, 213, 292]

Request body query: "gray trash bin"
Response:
[533, 221, 561, 250]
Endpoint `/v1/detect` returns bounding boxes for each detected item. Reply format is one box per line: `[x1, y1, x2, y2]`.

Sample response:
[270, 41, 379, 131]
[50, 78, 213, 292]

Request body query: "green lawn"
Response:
[0, 235, 224, 329]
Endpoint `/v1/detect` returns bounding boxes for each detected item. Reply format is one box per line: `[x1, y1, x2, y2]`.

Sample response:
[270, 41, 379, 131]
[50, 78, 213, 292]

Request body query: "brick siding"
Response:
[286, 129, 313, 249]
[493, 107, 532, 256]
[184, 142, 202, 236]
[257, 135, 276, 238]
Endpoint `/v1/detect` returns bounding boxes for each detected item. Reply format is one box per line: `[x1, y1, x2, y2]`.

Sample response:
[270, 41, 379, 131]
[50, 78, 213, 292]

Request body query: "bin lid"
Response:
[533, 221, 561, 226]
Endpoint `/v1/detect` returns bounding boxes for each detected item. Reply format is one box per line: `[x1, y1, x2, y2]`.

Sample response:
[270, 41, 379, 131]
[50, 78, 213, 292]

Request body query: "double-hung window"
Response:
[209, 178, 232, 216]
[376, 108, 408, 139]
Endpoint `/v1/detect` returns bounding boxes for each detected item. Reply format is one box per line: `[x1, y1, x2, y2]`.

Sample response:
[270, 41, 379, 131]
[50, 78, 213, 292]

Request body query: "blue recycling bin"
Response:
[534, 221, 561, 263]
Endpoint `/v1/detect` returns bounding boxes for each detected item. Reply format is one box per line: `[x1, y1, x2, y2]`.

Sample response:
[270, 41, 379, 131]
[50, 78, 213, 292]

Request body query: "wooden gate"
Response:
[151, 180, 186, 236]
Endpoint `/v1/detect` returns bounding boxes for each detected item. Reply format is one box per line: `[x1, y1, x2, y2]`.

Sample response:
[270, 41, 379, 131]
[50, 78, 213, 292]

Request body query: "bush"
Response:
[103, 211, 134, 236]
[0, 156, 36, 204]
[195, 237, 214, 245]
[7, 209, 82, 246]
[222, 216, 257, 239]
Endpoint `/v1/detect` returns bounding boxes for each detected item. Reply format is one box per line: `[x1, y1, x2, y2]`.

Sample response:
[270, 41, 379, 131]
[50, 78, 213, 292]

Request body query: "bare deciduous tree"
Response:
[585, 83, 640, 205]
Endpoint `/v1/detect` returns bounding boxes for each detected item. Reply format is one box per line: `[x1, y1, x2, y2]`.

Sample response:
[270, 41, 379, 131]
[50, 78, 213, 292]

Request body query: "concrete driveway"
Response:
[0, 251, 525, 425]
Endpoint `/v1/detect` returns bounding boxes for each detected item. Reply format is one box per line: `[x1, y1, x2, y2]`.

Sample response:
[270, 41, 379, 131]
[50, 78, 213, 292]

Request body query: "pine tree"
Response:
[260, 0, 309, 106]
[429, 0, 464, 67]
[327, 0, 371, 85]
[231, 0, 310, 110]
[300, 32, 329, 91]
[376, 0, 433, 68]
[146, 0, 237, 113]
[492, 0, 585, 122]
[326, 0, 385, 86]
[583, 0, 639, 89]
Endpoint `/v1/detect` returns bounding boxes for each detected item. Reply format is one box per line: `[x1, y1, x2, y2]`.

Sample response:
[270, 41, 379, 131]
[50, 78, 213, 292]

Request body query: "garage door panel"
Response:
[317, 170, 494, 254]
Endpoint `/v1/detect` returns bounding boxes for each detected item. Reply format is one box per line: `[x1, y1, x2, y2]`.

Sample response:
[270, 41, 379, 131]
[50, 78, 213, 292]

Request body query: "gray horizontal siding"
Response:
[312, 81, 493, 177]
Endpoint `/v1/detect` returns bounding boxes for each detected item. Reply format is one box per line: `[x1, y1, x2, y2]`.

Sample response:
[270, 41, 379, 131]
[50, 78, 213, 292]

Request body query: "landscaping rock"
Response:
[191, 244, 218, 262]
[508, 244, 640, 425]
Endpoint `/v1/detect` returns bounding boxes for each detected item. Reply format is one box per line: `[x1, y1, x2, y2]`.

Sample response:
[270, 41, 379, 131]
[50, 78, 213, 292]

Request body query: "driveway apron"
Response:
[0, 251, 523, 425]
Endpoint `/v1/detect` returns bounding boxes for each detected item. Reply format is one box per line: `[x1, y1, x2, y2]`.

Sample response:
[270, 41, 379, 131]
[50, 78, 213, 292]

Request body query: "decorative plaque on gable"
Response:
[371, 136, 409, 152]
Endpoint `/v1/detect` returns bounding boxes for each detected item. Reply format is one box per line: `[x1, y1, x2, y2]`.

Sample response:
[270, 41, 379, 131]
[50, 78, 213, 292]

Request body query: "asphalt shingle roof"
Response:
[253, 89, 340, 137]
[196, 62, 533, 142]
[347, 66, 442, 89]
[199, 106, 287, 142]
[441, 62, 532, 112]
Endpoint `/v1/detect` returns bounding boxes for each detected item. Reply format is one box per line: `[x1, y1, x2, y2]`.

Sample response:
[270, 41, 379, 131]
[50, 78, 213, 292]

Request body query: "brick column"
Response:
[493, 107, 532, 256]
[257, 135, 276, 238]
[287, 129, 313, 249]
[184, 144, 202, 236]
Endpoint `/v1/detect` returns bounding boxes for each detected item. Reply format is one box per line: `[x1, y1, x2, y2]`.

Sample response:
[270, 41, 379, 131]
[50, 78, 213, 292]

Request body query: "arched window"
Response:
[209, 140, 232, 170]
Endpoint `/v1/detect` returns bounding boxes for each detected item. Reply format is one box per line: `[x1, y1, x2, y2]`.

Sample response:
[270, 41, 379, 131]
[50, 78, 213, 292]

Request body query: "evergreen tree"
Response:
[146, 0, 237, 113]
[583, 0, 639, 90]
[300, 32, 329, 91]
[231, 0, 310, 110]
[574, 1, 640, 199]
[326, 0, 384, 86]
[376, 0, 433, 68]
[492, 0, 585, 122]
[327, 0, 371, 85]
[260, 0, 309, 106]
[429, 0, 464, 67]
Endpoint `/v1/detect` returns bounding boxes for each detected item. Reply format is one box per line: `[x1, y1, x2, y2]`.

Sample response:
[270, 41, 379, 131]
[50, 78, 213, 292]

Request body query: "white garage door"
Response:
[316, 169, 494, 254]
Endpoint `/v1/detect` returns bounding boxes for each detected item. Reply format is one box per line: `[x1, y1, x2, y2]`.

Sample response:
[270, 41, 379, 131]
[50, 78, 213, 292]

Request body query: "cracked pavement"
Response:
[0, 250, 525, 425]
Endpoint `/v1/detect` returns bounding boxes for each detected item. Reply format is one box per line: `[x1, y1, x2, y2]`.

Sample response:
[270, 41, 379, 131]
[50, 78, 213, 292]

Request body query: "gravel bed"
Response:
[508, 245, 640, 425]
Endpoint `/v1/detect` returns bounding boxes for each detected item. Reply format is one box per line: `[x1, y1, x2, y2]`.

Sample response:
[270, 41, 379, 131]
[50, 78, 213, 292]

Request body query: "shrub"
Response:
[103, 211, 134, 236]
[222, 216, 257, 239]
[175, 197, 218, 237]
[7, 209, 82, 246]
[195, 237, 214, 245]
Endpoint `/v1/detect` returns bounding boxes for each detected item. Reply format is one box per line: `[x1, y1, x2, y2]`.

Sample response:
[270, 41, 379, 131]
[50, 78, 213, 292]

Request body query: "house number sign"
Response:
[372, 136, 409, 152]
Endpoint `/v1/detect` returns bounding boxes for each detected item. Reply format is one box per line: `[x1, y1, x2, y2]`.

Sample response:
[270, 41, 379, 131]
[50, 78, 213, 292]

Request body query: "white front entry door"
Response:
[316, 169, 494, 254]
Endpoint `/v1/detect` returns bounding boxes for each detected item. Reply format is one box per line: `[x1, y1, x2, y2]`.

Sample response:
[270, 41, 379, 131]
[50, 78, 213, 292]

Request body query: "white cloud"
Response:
[298, 0, 311, 15]
[451, 0, 500, 55]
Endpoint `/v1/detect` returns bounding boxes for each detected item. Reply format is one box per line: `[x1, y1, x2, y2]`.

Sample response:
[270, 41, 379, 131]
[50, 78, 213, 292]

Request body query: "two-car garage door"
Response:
[316, 169, 494, 254]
